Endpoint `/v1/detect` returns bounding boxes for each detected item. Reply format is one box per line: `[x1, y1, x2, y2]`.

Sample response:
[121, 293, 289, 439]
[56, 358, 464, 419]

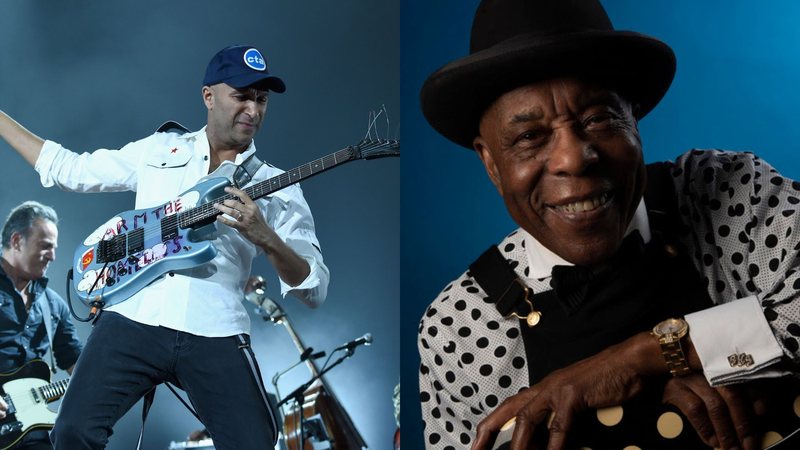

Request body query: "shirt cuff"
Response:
[278, 255, 328, 307]
[685, 296, 787, 386]
[34, 140, 62, 187]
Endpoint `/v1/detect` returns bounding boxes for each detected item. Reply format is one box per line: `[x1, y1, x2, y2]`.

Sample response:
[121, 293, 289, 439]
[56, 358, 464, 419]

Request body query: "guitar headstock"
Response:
[353, 138, 400, 160]
[350, 106, 400, 160]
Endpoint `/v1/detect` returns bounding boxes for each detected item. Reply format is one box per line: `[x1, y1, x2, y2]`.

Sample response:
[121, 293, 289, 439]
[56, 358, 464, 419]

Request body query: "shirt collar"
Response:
[0, 258, 49, 296]
[192, 126, 257, 165]
[523, 198, 651, 280]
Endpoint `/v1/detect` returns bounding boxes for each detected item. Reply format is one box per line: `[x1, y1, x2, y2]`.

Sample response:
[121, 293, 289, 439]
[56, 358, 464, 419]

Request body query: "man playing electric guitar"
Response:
[0, 44, 329, 449]
[0, 201, 82, 449]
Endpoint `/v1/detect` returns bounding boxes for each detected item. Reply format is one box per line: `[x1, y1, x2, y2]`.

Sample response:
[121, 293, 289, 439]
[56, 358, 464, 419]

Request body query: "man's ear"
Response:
[631, 103, 642, 123]
[474, 137, 503, 196]
[202, 86, 214, 110]
[9, 231, 23, 251]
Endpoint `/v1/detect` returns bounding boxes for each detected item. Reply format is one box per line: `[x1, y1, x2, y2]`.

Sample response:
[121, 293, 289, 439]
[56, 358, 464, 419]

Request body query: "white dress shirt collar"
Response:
[523, 198, 651, 279]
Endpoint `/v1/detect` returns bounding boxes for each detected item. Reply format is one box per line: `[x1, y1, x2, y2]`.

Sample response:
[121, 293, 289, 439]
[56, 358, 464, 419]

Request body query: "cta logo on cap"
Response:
[243, 48, 266, 71]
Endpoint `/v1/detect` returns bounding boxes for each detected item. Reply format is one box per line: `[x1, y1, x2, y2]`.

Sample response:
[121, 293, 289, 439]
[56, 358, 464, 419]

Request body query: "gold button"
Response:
[761, 431, 782, 448]
[596, 406, 623, 426]
[656, 411, 683, 439]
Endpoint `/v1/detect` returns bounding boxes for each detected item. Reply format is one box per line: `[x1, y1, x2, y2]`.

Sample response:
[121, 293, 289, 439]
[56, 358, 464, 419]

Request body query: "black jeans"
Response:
[50, 312, 276, 449]
[13, 430, 52, 450]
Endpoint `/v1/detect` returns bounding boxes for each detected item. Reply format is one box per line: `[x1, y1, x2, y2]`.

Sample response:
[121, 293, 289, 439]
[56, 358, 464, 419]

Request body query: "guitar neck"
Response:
[179, 147, 357, 228]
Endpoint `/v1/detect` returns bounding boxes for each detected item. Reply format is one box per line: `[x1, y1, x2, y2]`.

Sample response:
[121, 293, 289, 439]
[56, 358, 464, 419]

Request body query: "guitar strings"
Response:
[107, 141, 393, 243]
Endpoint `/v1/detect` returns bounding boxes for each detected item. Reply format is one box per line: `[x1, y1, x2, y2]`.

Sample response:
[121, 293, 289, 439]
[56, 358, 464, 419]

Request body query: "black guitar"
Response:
[0, 360, 69, 449]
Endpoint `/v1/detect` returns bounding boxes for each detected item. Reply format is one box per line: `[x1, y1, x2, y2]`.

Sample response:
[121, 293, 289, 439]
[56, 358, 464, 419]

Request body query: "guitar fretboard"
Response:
[176, 147, 356, 229]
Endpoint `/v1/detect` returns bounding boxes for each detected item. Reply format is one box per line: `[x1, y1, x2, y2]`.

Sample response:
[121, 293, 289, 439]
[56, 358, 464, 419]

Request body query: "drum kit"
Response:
[167, 276, 368, 450]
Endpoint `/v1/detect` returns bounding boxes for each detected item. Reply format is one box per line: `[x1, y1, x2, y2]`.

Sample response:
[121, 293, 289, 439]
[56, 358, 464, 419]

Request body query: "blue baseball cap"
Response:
[203, 45, 286, 93]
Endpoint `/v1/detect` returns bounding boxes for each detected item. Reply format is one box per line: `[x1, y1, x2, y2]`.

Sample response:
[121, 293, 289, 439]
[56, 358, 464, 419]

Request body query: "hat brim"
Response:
[224, 73, 287, 93]
[420, 30, 676, 149]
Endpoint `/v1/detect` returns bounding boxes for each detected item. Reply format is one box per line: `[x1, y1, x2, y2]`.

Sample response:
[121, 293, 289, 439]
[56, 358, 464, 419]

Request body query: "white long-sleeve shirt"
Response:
[35, 125, 329, 337]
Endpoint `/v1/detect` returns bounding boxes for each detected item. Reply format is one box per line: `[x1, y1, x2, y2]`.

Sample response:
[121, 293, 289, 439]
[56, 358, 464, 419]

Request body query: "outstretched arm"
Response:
[0, 110, 45, 166]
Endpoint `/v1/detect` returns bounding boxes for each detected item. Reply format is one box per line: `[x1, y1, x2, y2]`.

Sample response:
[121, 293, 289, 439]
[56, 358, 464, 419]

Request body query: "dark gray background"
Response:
[0, 1, 399, 449]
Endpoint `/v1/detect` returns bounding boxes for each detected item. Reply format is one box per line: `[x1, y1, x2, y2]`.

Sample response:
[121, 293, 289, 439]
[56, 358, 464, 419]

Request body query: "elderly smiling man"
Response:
[417, 1, 800, 449]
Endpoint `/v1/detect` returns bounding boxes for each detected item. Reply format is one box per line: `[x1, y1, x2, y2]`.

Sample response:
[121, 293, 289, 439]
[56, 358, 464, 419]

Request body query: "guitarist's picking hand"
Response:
[0, 395, 7, 419]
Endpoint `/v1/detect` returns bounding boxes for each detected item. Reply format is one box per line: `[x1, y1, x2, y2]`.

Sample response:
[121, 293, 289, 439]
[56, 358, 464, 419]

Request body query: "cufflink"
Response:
[727, 353, 754, 368]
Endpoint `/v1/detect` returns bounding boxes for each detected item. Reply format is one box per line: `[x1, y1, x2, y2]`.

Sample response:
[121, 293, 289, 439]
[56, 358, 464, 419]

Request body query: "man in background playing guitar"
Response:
[0, 201, 82, 449]
[0, 44, 329, 449]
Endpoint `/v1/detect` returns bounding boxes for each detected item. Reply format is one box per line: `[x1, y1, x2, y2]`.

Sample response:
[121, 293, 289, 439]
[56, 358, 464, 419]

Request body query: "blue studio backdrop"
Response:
[401, 1, 800, 449]
[0, 1, 399, 449]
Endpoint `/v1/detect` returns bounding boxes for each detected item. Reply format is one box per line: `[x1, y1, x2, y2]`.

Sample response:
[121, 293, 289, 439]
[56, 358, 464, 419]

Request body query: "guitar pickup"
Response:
[97, 234, 127, 263]
[127, 228, 145, 255]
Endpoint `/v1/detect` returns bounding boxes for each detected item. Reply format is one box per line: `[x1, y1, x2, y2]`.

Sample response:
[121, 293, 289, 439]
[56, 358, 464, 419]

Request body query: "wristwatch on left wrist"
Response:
[652, 318, 691, 377]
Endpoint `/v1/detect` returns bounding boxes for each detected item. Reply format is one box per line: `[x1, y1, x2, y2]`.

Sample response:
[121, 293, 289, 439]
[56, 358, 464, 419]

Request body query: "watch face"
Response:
[655, 318, 686, 335]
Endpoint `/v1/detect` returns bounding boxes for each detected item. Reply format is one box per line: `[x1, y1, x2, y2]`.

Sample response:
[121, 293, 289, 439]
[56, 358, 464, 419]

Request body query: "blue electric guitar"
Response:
[70, 138, 399, 309]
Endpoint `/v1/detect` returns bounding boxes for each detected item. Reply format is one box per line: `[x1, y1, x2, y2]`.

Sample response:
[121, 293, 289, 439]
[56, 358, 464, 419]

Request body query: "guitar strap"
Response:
[135, 387, 156, 450]
[35, 286, 57, 374]
[232, 153, 265, 189]
[235, 334, 281, 447]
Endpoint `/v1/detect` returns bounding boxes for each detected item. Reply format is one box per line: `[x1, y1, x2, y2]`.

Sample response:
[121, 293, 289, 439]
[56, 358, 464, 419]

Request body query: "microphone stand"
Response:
[277, 348, 357, 450]
[246, 276, 367, 449]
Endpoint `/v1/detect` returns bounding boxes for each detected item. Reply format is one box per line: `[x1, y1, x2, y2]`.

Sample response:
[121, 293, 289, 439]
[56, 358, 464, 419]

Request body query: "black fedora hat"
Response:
[420, 0, 676, 149]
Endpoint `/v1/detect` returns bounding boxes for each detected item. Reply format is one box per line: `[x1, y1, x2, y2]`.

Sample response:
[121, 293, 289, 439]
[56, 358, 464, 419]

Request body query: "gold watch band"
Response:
[659, 339, 691, 377]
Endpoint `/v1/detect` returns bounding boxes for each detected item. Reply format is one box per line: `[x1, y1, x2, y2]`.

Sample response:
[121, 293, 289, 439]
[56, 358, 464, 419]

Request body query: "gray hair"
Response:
[1, 201, 59, 250]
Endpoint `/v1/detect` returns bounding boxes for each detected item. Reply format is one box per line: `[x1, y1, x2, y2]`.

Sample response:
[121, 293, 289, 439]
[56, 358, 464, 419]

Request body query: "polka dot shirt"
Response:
[418, 150, 800, 449]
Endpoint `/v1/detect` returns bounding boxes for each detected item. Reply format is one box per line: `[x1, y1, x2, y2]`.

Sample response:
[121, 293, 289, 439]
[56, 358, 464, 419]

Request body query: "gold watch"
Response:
[652, 318, 691, 377]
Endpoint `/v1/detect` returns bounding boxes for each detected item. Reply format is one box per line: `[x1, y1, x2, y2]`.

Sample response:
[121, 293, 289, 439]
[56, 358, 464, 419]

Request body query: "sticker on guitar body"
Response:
[74, 192, 200, 292]
[81, 192, 199, 247]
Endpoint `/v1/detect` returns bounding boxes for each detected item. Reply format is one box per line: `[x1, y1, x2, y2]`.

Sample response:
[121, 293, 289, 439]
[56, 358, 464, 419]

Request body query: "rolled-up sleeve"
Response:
[35, 139, 142, 192]
[263, 185, 329, 308]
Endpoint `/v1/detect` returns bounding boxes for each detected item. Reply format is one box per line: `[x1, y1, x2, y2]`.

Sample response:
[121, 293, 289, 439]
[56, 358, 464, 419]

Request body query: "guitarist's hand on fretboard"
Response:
[213, 185, 311, 288]
[212, 185, 270, 244]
